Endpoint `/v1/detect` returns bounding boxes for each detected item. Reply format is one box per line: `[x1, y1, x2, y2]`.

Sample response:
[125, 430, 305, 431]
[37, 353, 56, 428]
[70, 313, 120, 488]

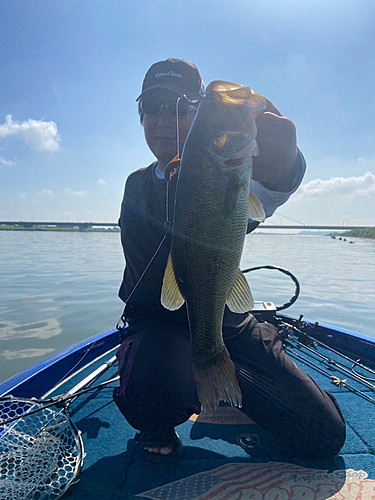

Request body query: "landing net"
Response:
[0, 397, 84, 500]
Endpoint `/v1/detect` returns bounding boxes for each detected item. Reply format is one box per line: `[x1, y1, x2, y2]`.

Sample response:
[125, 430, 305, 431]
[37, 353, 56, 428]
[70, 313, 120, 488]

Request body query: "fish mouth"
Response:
[201, 80, 267, 134]
[200, 98, 252, 132]
[206, 80, 267, 116]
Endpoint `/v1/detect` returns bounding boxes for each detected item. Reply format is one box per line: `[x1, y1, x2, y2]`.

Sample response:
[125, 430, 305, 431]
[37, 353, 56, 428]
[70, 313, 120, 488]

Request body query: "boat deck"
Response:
[57, 321, 375, 499]
[1, 316, 375, 499]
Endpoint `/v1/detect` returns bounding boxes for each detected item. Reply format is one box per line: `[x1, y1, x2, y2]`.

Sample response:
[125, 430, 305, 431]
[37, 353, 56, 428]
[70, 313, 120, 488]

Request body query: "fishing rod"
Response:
[277, 320, 375, 405]
[0, 355, 119, 426]
[0, 377, 119, 427]
[352, 361, 375, 382]
[287, 348, 375, 406]
[283, 331, 375, 391]
[281, 318, 375, 384]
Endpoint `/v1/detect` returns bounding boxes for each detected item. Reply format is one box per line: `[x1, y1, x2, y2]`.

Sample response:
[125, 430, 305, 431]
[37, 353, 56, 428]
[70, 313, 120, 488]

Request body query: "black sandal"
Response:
[135, 429, 183, 464]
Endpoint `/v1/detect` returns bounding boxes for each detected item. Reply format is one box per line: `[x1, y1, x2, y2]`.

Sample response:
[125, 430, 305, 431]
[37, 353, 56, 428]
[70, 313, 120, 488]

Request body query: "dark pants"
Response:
[113, 310, 346, 458]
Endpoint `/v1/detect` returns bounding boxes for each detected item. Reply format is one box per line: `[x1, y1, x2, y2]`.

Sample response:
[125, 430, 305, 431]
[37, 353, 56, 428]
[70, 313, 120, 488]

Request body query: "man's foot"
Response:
[135, 430, 183, 463]
[143, 445, 173, 455]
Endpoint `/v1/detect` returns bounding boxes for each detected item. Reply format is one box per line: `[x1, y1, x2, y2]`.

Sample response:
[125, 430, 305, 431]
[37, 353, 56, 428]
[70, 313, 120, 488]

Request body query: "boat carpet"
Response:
[62, 339, 375, 499]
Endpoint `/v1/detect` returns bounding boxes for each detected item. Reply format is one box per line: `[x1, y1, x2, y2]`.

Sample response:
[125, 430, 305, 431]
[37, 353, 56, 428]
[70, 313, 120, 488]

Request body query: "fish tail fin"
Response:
[193, 347, 242, 412]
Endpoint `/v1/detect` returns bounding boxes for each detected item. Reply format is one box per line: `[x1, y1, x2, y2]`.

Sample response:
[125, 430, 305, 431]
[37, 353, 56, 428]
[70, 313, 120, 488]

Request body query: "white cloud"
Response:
[98, 178, 107, 185]
[0, 156, 16, 167]
[64, 188, 87, 196]
[37, 189, 53, 195]
[279, 167, 375, 225]
[292, 171, 375, 201]
[0, 114, 61, 151]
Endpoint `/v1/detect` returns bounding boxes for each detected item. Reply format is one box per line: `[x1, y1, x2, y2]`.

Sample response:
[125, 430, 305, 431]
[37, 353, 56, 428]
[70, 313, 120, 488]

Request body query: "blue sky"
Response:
[1, 0, 374, 225]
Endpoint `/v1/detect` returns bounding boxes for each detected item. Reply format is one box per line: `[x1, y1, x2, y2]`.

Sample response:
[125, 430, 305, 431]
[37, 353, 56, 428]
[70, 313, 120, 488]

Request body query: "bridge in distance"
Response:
[0, 221, 372, 231]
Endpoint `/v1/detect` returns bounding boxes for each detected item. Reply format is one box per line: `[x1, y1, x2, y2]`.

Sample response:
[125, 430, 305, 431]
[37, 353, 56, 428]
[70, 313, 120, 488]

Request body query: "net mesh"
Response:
[0, 397, 84, 500]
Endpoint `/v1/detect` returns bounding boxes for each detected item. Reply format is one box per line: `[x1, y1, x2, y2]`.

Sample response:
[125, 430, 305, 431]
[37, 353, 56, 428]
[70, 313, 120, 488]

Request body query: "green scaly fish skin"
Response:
[161, 81, 265, 411]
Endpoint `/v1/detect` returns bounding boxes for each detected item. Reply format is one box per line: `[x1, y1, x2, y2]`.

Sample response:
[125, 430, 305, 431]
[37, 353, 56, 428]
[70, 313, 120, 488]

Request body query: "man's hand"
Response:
[253, 98, 298, 193]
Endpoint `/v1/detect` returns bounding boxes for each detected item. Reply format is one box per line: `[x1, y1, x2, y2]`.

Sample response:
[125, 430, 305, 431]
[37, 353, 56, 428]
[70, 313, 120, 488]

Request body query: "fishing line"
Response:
[37, 267, 123, 396]
[43, 96, 192, 393]
[120, 95, 193, 310]
[71, 98, 198, 374]
[170, 96, 186, 233]
[170, 95, 204, 235]
[175, 96, 182, 160]
[42, 335, 117, 399]
[0, 94, 194, 499]
[123, 235, 168, 306]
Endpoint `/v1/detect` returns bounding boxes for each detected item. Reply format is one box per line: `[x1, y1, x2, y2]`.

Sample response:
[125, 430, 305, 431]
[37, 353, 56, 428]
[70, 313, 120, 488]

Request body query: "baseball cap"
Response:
[136, 58, 205, 101]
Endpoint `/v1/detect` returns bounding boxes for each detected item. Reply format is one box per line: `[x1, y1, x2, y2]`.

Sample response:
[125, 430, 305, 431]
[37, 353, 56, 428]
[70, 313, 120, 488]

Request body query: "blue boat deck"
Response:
[2, 317, 375, 499]
[57, 322, 375, 499]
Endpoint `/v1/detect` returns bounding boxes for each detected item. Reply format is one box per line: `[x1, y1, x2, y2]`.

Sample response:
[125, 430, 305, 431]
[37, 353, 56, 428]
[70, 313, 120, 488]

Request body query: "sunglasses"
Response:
[140, 98, 198, 117]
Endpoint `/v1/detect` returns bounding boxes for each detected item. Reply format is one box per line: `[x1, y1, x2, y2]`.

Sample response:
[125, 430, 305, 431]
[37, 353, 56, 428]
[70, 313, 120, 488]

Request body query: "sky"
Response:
[1, 0, 374, 226]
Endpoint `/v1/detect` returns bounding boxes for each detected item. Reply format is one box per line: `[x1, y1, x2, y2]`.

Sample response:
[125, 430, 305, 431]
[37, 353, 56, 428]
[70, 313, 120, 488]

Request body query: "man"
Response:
[113, 58, 345, 463]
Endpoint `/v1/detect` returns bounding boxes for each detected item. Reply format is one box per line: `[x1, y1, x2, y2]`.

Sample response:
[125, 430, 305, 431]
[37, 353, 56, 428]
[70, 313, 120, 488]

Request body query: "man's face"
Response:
[141, 88, 196, 169]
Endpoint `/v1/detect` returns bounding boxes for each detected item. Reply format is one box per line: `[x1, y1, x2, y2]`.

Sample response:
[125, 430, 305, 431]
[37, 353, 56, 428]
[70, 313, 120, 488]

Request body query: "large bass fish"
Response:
[161, 81, 266, 412]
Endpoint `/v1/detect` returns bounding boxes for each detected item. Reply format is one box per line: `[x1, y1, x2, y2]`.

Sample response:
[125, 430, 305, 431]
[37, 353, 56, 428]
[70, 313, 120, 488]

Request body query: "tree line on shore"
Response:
[331, 227, 375, 239]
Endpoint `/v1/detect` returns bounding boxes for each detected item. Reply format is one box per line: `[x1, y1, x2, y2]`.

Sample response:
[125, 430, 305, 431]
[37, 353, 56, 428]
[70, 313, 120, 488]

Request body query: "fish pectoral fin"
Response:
[226, 269, 254, 313]
[161, 253, 185, 311]
[248, 192, 266, 222]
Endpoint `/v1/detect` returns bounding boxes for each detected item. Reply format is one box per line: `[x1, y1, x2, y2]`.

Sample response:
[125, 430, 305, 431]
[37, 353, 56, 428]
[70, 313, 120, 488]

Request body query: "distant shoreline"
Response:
[0, 225, 120, 232]
[329, 227, 375, 240]
[2, 225, 373, 238]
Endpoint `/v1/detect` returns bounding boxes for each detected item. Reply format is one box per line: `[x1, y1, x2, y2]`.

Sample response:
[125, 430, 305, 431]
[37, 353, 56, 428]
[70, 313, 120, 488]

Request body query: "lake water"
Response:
[0, 230, 374, 384]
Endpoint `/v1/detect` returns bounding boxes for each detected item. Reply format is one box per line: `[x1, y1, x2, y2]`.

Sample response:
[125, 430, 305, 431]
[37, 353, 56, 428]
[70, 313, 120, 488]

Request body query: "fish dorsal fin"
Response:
[226, 269, 254, 313]
[161, 253, 185, 311]
[248, 192, 266, 222]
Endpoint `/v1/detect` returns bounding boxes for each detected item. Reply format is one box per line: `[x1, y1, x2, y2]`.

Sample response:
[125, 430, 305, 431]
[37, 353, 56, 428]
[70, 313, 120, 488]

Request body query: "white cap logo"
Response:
[155, 71, 183, 79]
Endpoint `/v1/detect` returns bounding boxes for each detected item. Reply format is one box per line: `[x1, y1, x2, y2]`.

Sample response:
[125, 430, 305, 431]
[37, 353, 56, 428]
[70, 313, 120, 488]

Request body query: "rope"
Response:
[241, 265, 300, 311]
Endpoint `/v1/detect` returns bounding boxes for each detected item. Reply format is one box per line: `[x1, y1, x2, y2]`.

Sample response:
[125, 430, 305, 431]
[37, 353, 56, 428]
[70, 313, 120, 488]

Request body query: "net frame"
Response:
[0, 396, 85, 500]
